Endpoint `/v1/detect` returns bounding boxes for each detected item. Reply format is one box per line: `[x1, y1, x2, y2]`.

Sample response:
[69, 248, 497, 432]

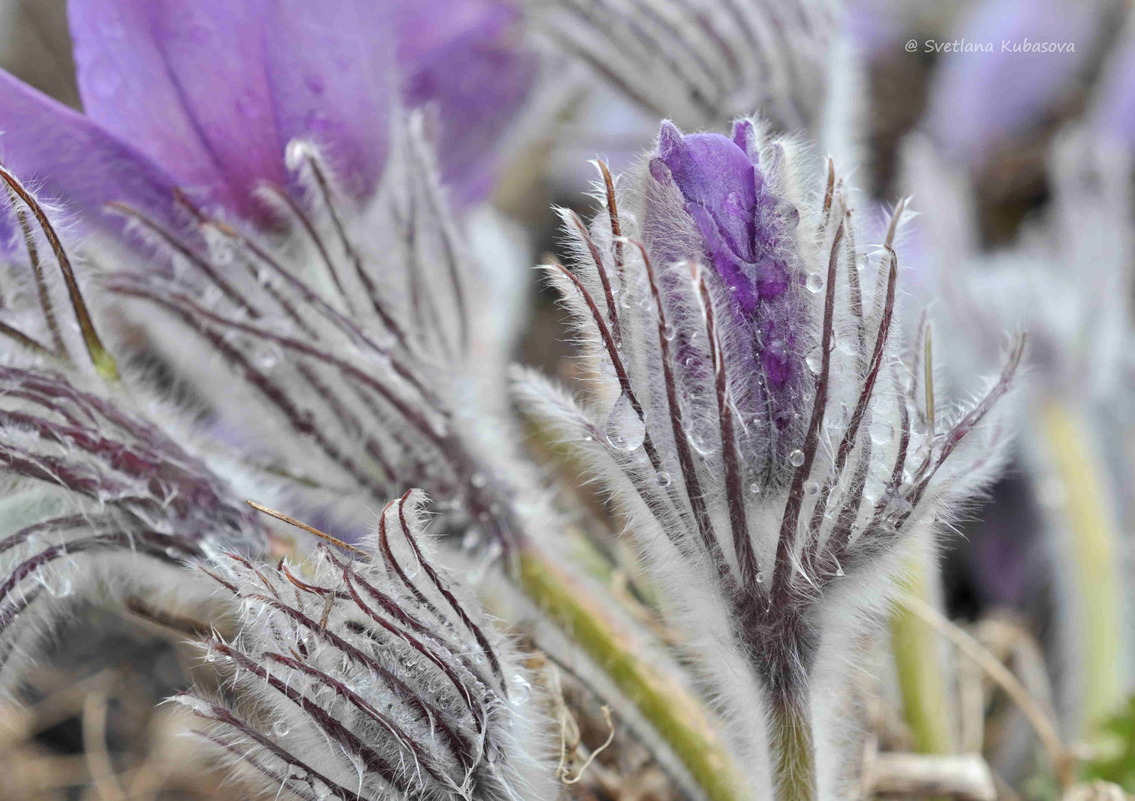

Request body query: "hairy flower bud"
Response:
[517, 118, 1023, 800]
[181, 491, 554, 801]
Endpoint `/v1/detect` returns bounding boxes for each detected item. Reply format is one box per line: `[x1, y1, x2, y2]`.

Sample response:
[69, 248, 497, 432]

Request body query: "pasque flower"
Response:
[0, 0, 533, 239]
[180, 491, 554, 801]
[0, 163, 264, 691]
[0, 0, 540, 708]
[517, 119, 1023, 800]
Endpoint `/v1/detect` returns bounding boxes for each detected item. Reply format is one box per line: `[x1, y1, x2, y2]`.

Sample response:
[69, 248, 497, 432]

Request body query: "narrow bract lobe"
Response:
[517, 118, 1023, 800]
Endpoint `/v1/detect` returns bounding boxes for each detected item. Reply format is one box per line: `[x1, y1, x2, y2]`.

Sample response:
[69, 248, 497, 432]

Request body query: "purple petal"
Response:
[645, 121, 801, 421]
[924, 0, 1099, 164]
[68, 0, 286, 218]
[0, 69, 179, 236]
[397, 0, 535, 206]
[261, 0, 395, 201]
[657, 123, 760, 268]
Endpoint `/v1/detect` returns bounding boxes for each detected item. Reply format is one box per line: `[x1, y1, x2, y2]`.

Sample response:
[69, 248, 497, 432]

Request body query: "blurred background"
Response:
[2, 0, 1134, 797]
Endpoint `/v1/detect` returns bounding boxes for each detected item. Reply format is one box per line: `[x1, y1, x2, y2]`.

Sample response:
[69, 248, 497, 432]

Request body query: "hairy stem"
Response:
[517, 543, 743, 801]
[770, 692, 816, 801]
[890, 553, 954, 755]
[1040, 401, 1123, 736]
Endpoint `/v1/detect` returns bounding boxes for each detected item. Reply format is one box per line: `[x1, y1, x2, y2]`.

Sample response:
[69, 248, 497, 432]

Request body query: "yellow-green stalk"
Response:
[1041, 401, 1122, 737]
[890, 555, 955, 755]
[517, 544, 744, 801]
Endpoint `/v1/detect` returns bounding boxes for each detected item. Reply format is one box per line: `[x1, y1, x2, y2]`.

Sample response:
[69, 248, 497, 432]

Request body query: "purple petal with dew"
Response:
[398, 0, 535, 206]
[646, 120, 803, 443]
[923, 0, 1099, 165]
[0, 69, 180, 240]
[68, 0, 285, 219]
[262, 0, 395, 202]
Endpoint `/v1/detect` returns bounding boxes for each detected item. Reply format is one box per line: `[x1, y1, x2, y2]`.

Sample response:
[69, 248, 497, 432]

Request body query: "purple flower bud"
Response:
[646, 120, 800, 423]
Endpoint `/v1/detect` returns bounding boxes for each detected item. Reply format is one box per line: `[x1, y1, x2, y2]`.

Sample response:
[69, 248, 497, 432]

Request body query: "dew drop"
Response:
[806, 272, 825, 293]
[605, 391, 645, 452]
[787, 449, 805, 467]
[687, 427, 718, 457]
[755, 571, 765, 584]
[748, 482, 761, 495]
[510, 675, 532, 704]
[870, 424, 892, 446]
[656, 470, 672, 488]
[273, 720, 291, 737]
[254, 342, 283, 371]
[470, 472, 488, 489]
[803, 480, 820, 496]
[835, 564, 845, 577]
[805, 347, 823, 374]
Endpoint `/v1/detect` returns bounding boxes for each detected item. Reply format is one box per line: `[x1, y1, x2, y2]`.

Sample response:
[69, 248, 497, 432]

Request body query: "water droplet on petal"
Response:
[804, 480, 820, 496]
[806, 273, 825, 293]
[605, 391, 645, 451]
[755, 571, 765, 583]
[788, 449, 805, 467]
[748, 482, 761, 495]
[273, 720, 291, 737]
[656, 470, 672, 488]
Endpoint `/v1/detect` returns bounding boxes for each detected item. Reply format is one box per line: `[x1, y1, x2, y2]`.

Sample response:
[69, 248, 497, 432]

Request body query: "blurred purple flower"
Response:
[923, 0, 1100, 165]
[398, 0, 536, 207]
[0, 0, 532, 236]
[1092, 30, 1135, 146]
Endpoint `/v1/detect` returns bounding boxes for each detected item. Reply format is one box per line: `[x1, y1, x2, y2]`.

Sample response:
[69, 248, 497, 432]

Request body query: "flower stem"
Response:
[890, 553, 954, 755]
[517, 544, 743, 801]
[1040, 401, 1122, 736]
[770, 693, 817, 801]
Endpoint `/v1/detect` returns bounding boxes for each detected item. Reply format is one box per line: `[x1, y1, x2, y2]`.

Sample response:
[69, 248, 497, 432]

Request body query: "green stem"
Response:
[1041, 401, 1122, 737]
[517, 544, 743, 801]
[770, 694, 816, 801]
[890, 554, 954, 755]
